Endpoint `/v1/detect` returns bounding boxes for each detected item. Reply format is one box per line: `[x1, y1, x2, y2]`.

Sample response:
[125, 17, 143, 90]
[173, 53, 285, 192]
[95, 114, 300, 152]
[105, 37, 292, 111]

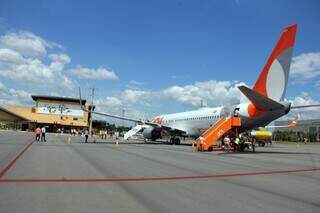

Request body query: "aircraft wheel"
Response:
[200, 144, 204, 152]
[174, 138, 181, 145]
[170, 138, 174, 145]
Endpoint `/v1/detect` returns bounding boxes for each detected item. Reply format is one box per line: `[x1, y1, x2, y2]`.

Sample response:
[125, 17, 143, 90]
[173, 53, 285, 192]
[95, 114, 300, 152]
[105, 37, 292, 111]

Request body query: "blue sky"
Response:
[0, 0, 320, 122]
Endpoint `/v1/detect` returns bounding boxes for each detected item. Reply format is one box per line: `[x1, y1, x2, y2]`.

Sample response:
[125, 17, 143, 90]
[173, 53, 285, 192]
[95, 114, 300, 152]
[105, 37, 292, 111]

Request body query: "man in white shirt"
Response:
[84, 129, 89, 143]
[41, 126, 46, 142]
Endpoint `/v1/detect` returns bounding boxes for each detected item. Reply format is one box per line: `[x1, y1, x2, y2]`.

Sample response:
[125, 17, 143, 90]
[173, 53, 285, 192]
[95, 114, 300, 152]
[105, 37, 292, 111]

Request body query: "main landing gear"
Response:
[170, 137, 181, 145]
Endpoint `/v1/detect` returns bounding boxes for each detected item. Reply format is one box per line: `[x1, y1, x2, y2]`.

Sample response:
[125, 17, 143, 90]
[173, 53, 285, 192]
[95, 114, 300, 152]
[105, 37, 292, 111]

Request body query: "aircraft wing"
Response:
[160, 125, 187, 136]
[79, 88, 186, 137]
[82, 105, 186, 134]
[87, 110, 146, 124]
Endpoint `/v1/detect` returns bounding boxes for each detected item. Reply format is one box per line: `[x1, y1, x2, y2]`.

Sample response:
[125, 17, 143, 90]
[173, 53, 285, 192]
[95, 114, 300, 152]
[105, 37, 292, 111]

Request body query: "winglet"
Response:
[289, 112, 301, 128]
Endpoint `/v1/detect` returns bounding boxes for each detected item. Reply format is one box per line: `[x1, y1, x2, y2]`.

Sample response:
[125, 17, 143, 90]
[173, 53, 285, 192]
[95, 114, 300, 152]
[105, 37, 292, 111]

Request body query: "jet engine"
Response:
[142, 126, 162, 141]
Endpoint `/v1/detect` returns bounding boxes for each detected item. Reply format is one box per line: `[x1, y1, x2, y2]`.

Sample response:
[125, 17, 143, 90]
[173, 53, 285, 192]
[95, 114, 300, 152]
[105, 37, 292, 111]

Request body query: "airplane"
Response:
[80, 24, 320, 145]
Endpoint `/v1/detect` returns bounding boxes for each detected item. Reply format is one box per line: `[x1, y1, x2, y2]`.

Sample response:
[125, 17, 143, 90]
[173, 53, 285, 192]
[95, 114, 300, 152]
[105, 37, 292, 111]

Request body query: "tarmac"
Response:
[0, 130, 319, 213]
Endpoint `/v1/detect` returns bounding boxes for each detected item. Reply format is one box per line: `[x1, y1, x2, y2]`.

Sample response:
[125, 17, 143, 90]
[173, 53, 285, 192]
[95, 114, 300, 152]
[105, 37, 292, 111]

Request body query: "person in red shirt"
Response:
[35, 127, 41, 142]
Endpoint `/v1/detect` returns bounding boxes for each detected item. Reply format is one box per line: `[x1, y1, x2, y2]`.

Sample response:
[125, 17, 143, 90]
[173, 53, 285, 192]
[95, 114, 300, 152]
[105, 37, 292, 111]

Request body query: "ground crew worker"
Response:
[234, 137, 240, 152]
[239, 136, 245, 151]
[35, 127, 41, 141]
[252, 137, 256, 152]
[41, 126, 46, 142]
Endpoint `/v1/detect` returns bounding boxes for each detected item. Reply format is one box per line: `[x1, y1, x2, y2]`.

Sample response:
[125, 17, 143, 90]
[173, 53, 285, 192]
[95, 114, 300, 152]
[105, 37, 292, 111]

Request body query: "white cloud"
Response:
[291, 52, 320, 80]
[96, 96, 123, 108]
[0, 29, 121, 105]
[49, 53, 71, 64]
[0, 48, 25, 64]
[163, 80, 247, 107]
[290, 92, 320, 106]
[127, 80, 145, 90]
[129, 80, 144, 85]
[8, 88, 31, 101]
[93, 89, 154, 123]
[0, 81, 6, 91]
[49, 53, 71, 72]
[0, 53, 75, 90]
[281, 92, 320, 120]
[71, 66, 118, 80]
[0, 81, 32, 106]
[96, 89, 151, 109]
[0, 31, 76, 91]
[0, 31, 53, 57]
[121, 89, 150, 103]
[129, 80, 144, 86]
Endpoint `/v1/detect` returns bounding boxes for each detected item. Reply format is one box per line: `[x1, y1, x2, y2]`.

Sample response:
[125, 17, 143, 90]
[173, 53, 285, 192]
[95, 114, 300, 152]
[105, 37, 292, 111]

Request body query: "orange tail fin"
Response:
[253, 24, 297, 101]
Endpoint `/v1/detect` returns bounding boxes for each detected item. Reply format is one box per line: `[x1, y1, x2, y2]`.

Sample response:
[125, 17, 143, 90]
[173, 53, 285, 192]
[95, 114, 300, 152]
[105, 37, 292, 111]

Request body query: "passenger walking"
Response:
[84, 129, 89, 143]
[223, 135, 231, 152]
[35, 127, 41, 141]
[104, 130, 108, 139]
[41, 126, 46, 142]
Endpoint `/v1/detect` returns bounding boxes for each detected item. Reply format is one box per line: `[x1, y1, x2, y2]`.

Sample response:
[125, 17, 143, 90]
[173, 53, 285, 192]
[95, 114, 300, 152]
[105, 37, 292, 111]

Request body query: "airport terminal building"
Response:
[0, 95, 91, 132]
[274, 119, 320, 142]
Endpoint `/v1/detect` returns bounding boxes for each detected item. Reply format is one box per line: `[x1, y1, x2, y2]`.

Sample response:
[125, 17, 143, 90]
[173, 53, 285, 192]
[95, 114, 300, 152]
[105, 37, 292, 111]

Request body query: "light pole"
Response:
[122, 109, 125, 127]
[89, 88, 95, 136]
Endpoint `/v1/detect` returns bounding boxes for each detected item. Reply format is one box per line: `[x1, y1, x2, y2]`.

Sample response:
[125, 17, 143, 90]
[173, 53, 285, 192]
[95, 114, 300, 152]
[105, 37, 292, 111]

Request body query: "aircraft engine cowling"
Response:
[236, 103, 264, 118]
[142, 126, 162, 141]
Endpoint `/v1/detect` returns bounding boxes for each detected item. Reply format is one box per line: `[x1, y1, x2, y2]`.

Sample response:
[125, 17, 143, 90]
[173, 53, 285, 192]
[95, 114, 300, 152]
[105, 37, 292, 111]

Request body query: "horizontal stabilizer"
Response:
[291, 104, 320, 109]
[238, 86, 284, 110]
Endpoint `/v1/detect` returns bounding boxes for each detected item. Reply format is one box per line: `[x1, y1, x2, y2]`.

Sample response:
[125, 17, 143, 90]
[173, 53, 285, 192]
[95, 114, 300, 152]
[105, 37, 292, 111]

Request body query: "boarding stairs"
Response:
[194, 116, 241, 152]
[124, 125, 145, 140]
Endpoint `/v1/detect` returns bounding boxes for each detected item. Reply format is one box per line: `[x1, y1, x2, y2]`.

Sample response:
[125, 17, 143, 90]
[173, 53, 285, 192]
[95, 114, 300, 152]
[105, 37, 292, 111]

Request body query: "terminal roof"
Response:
[31, 95, 86, 105]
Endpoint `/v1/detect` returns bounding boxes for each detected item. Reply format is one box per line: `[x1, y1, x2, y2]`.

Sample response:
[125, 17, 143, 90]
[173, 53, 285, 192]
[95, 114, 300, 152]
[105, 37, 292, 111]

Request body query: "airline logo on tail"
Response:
[253, 24, 297, 102]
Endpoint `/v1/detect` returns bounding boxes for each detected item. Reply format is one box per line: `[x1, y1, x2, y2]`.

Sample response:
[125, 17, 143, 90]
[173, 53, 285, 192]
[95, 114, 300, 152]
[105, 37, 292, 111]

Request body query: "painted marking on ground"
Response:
[0, 168, 319, 184]
[0, 140, 35, 179]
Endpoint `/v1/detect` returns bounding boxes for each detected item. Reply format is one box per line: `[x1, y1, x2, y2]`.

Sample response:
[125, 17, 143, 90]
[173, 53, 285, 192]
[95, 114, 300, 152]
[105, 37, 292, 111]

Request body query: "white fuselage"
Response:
[158, 107, 230, 137]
